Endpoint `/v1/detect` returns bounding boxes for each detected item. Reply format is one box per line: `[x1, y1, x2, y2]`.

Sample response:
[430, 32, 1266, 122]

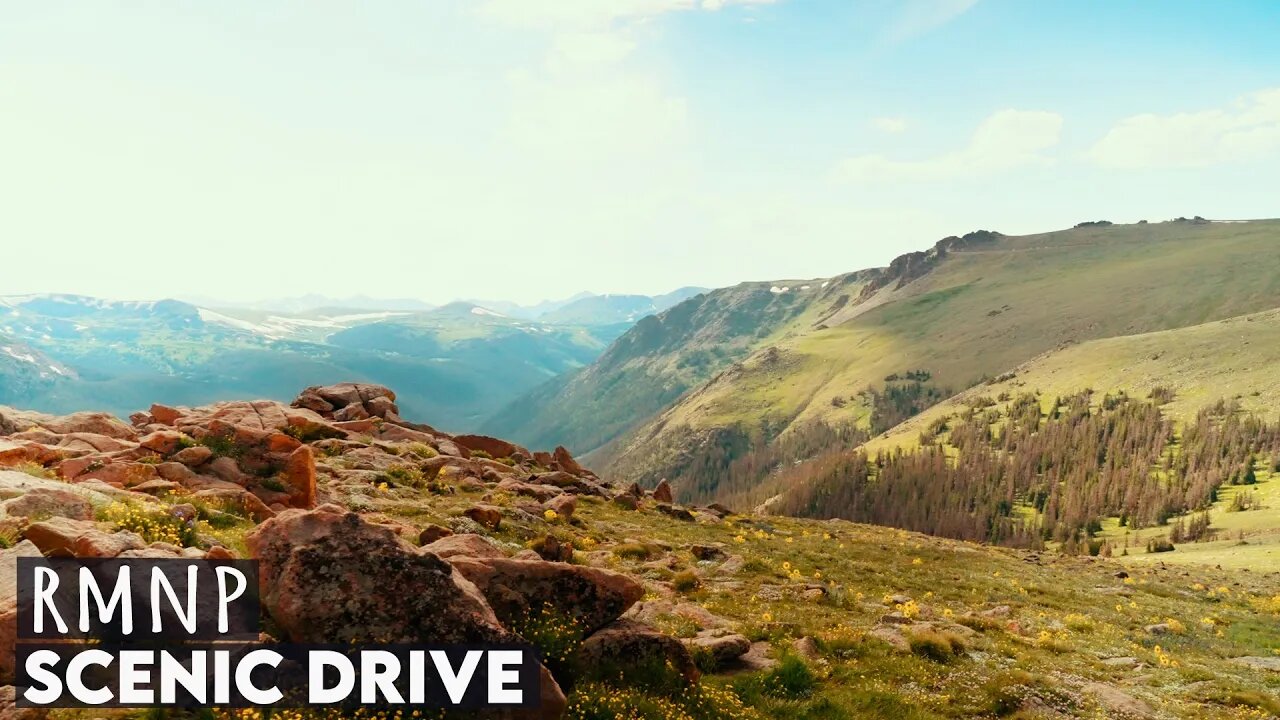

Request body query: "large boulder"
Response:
[0, 407, 136, 440]
[1, 488, 94, 521]
[23, 517, 146, 558]
[0, 439, 64, 468]
[282, 446, 317, 508]
[652, 480, 674, 504]
[448, 557, 643, 635]
[1, 541, 43, 683]
[421, 534, 506, 560]
[453, 435, 529, 461]
[577, 620, 699, 685]
[245, 506, 513, 645]
[551, 447, 586, 476]
[293, 384, 401, 422]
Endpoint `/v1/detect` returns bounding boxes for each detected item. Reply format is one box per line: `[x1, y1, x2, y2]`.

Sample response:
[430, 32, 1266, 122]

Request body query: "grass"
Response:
[299, 466, 1280, 720]
[42, 433, 1280, 720]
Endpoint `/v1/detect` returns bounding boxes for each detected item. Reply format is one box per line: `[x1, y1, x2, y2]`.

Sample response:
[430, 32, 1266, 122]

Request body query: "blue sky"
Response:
[2, 1, 1278, 304]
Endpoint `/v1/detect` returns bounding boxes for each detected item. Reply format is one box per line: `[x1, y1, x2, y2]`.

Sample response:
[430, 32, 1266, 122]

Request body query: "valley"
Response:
[0, 290, 701, 432]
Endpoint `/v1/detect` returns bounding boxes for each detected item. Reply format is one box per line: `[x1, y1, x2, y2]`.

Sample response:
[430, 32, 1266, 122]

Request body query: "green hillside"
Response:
[596, 219, 1280, 498]
[868, 307, 1280, 457]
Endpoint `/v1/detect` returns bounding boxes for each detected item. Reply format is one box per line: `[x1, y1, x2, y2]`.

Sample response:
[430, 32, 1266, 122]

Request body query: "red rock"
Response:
[132, 479, 180, 495]
[266, 433, 303, 454]
[208, 457, 248, 484]
[496, 479, 563, 502]
[76, 461, 158, 488]
[421, 533, 505, 559]
[331, 419, 378, 434]
[531, 471, 579, 488]
[449, 557, 645, 635]
[204, 546, 236, 560]
[373, 424, 437, 444]
[544, 494, 577, 520]
[138, 430, 186, 455]
[653, 479, 674, 504]
[171, 445, 213, 467]
[73, 530, 147, 558]
[54, 455, 98, 479]
[0, 439, 62, 467]
[283, 446, 317, 509]
[244, 506, 514, 646]
[463, 504, 502, 529]
[417, 524, 453, 546]
[290, 390, 334, 415]
[1, 488, 94, 521]
[552, 446, 586, 476]
[577, 619, 700, 685]
[155, 461, 197, 484]
[150, 404, 183, 425]
[23, 517, 104, 556]
[453, 434, 529, 460]
[1, 541, 43, 684]
[333, 404, 371, 422]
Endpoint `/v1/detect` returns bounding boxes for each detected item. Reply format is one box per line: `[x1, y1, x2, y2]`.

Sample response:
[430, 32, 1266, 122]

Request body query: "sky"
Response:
[1, 0, 1279, 305]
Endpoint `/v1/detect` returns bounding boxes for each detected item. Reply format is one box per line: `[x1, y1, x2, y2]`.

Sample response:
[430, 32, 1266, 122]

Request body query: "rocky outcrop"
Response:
[292, 383, 402, 423]
[246, 505, 514, 645]
[448, 557, 643, 635]
[577, 619, 700, 685]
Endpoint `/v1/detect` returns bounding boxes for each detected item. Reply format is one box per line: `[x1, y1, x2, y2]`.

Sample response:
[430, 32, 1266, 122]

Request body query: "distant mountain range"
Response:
[0, 288, 706, 429]
[176, 288, 707, 324]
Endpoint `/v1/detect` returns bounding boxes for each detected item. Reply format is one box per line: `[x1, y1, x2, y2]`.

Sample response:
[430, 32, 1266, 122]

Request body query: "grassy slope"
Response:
[604, 220, 1280, 490]
[183, 470, 1280, 719]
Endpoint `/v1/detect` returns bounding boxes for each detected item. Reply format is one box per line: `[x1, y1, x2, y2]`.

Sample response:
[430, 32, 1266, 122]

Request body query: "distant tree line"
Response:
[775, 391, 1280, 550]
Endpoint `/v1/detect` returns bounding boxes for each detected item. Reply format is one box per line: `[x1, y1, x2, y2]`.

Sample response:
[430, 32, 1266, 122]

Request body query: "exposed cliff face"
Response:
[482, 276, 856, 455]
[856, 230, 1003, 302]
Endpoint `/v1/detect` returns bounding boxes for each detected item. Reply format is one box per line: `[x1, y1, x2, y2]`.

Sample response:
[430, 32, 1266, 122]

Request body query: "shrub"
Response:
[907, 628, 967, 662]
[672, 570, 701, 594]
[405, 442, 437, 459]
[1146, 538, 1176, 553]
[196, 431, 241, 458]
[282, 422, 339, 443]
[0, 524, 20, 549]
[613, 542, 659, 560]
[382, 464, 425, 488]
[10, 461, 55, 479]
[470, 449, 493, 460]
[100, 502, 197, 547]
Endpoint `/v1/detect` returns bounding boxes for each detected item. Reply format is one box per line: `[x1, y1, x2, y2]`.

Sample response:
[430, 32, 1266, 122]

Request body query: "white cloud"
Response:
[1088, 88, 1280, 169]
[884, 0, 979, 43]
[872, 116, 908, 134]
[838, 109, 1062, 182]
